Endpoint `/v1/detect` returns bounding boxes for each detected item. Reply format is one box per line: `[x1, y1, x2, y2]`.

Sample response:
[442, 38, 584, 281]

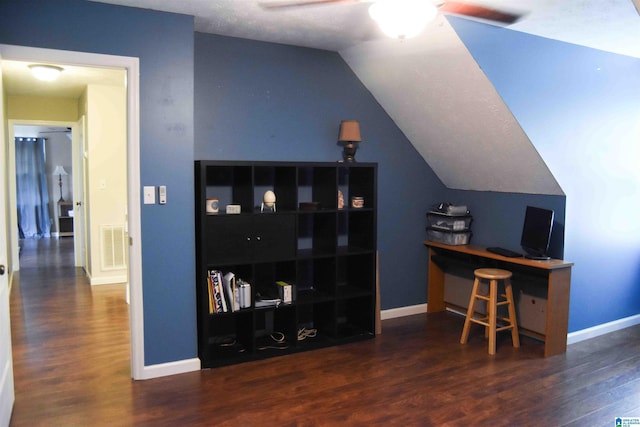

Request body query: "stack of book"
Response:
[207, 270, 251, 314]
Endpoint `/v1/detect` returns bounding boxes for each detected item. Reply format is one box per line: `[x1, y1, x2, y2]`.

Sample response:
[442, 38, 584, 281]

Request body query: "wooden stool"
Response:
[460, 268, 520, 355]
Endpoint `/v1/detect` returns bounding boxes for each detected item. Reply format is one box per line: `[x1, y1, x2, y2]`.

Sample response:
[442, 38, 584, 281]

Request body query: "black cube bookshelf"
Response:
[195, 160, 377, 368]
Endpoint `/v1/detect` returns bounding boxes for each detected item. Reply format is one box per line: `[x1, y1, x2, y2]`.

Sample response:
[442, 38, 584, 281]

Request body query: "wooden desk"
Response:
[424, 241, 573, 357]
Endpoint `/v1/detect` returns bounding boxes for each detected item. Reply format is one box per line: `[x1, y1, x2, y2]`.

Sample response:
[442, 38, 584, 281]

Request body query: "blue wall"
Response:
[0, 0, 445, 368]
[449, 16, 640, 331]
[194, 33, 446, 310]
[0, 0, 196, 365]
[444, 190, 565, 260]
[4, 0, 635, 368]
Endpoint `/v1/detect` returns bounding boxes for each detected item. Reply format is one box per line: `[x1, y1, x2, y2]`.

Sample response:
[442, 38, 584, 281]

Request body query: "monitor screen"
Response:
[520, 206, 554, 259]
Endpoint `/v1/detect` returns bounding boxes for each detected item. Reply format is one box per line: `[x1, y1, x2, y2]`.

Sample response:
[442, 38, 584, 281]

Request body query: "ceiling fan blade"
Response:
[258, 0, 355, 9]
[439, 1, 522, 24]
[633, 0, 640, 15]
[39, 127, 72, 134]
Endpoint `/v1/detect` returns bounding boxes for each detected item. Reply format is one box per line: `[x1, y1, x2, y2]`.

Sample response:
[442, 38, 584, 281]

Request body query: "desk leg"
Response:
[544, 268, 571, 357]
[427, 248, 446, 313]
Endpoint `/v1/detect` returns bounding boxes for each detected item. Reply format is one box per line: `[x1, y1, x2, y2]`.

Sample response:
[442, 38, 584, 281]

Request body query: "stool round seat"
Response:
[474, 268, 512, 280]
[460, 268, 520, 355]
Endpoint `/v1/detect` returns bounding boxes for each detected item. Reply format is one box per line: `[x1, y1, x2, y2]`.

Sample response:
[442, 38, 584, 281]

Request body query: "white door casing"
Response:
[0, 50, 16, 427]
[0, 44, 145, 380]
[73, 116, 87, 269]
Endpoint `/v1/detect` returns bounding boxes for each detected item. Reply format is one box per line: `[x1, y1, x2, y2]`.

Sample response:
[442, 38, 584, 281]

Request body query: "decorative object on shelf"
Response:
[226, 204, 241, 214]
[206, 198, 219, 214]
[262, 190, 276, 212]
[53, 165, 68, 202]
[337, 119, 361, 162]
[299, 202, 320, 211]
[238, 280, 251, 309]
[338, 190, 345, 209]
[351, 196, 364, 208]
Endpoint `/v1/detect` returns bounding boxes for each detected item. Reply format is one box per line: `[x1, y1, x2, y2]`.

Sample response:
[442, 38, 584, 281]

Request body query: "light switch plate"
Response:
[143, 186, 156, 204]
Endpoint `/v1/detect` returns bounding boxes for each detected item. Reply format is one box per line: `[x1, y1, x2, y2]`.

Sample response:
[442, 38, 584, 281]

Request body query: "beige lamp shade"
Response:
[338, 120, 361, 143]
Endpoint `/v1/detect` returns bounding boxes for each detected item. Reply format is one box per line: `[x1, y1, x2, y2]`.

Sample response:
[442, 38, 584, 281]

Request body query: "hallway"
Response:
[9, 238, 131, 425]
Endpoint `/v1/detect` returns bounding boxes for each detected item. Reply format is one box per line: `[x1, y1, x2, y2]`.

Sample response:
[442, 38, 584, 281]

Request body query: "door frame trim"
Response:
[0, 44, 145, 379]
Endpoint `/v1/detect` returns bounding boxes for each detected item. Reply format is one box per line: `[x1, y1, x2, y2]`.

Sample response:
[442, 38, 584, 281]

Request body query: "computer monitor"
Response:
[520, 206, 554, 260]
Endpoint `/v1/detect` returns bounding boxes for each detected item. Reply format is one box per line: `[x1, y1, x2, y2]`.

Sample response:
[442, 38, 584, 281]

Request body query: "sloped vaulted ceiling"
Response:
[340, 14, 563, 195]
[87, 0, 639, 196]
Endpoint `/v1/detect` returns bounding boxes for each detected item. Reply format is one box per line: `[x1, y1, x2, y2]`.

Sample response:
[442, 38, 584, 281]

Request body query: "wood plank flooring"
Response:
[8, 238, 640, 426]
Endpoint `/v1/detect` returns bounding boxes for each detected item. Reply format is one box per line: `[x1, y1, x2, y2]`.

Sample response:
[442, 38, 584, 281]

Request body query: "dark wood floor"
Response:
[9, 239, 640, 426]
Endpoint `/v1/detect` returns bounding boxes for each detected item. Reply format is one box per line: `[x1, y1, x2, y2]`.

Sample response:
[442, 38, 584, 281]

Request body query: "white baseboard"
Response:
[567, 313, 640, 345]
[381, 304, 640, 348]
[136, 357, 201, 380]
[90, 275, 128, 286]
[132, 310, 640, 380]
[381, 303, 428, 320]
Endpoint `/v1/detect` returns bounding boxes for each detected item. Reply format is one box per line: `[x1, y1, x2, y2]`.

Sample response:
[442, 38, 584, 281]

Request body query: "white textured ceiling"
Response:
[341, 14, 564, 194]
[87, 0, 640, 57]
[4, 1, 638, 195]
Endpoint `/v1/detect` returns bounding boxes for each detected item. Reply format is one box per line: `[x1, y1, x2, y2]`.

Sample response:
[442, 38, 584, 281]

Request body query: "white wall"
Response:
[84, 83, 127, 285]
[45, 133, 72, 234]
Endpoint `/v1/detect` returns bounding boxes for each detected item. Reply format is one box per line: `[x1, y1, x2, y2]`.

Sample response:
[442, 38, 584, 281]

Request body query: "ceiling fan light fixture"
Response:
[29, 64, 63, 82]
[369, 0, 437, 39]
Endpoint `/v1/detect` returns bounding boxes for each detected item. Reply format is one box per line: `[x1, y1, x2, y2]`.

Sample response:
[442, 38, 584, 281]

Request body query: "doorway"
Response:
[0, 44, 144, 379]
[10, 122, 81, 268]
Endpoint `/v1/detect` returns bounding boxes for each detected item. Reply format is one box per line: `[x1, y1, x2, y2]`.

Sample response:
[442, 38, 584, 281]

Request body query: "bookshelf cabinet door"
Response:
[203, 214, 296, 264]
[252, 214, 296, 262]
[203, 215, 252, 264]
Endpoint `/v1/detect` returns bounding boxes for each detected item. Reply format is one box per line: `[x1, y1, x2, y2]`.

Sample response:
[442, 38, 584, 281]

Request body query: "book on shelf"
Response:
[217, 271, 228, 312]
[209, 270, 251, 312]
[207, 273, 215, 314]
[276, 281, 294, 304]
[222, 271, 238, 312]
[208, 270, 226, 313]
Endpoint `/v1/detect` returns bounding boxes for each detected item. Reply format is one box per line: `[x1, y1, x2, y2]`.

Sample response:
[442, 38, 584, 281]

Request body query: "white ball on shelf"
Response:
[263, 190, 276, 207]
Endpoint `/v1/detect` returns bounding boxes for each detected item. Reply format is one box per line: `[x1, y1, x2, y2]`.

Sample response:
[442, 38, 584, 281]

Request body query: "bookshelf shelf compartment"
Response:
[196, 161, 377, 368]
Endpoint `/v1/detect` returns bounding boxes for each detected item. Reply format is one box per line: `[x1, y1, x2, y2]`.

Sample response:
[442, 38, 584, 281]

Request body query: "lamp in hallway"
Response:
[337, 120, 362, 162]
[53, 165, 68, 202]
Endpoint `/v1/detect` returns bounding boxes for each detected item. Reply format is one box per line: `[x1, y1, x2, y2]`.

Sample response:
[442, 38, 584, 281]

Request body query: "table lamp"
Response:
[53, 165, 68, 202]
[338, 120, 361, 162]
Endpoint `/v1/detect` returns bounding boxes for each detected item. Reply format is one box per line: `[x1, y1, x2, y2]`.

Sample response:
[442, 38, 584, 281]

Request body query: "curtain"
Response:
[15, 137, 51, 238]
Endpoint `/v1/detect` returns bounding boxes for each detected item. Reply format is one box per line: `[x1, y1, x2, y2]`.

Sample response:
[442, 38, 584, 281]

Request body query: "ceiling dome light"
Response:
[29, 64, 63, 81]
[369, 0, 438, 39]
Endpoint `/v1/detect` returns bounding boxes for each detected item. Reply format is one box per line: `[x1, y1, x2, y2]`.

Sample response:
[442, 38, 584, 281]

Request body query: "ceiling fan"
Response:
[39, 127, 72, 135]
[39, 127, 72, 141]
[259, 0, 523, 37]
